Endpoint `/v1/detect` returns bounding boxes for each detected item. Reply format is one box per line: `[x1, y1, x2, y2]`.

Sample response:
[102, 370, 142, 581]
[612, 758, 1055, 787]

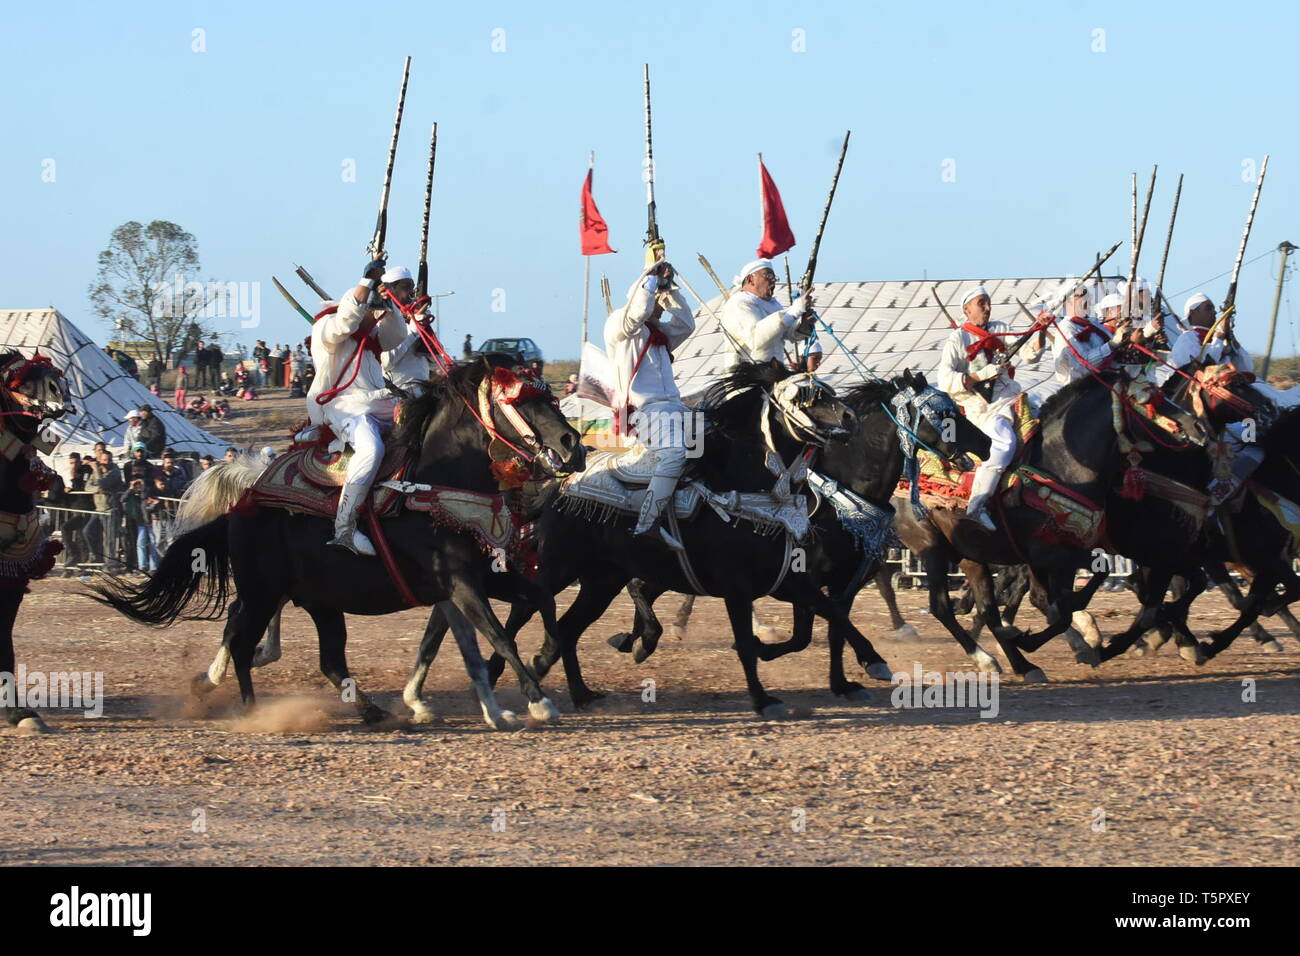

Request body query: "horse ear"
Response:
[911, 370, 928, 389]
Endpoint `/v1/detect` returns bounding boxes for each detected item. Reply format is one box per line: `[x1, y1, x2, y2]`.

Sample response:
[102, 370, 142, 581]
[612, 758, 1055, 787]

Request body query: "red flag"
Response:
[580, 168, 615, 256]
[757, 159, 796, 259]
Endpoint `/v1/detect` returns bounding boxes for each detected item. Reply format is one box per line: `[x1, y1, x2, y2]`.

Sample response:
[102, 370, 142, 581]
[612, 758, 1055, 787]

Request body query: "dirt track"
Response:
[2, 577, 1296, 866]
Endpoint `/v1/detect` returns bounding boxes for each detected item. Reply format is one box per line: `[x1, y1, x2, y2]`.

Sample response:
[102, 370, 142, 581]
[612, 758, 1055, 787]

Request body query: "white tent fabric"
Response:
[672, 276, 1126, 402]
[0, 308, 229, 459]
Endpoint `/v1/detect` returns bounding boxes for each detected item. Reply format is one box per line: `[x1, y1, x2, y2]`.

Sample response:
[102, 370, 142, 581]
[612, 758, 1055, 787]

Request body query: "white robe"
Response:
[605, 268, 695, 419]
[719, 290, 808, 367]
[1051, 317, 1113, 386]
[1166, 328, 1254, 378]
[935, 321, 1024, 430]
[382, 323, 435, 394]
[306, 290, 408, 445]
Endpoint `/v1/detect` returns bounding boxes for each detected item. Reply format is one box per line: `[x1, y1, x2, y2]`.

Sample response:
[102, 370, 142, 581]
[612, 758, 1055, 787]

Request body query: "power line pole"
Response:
[1260, 240, 1297, 379]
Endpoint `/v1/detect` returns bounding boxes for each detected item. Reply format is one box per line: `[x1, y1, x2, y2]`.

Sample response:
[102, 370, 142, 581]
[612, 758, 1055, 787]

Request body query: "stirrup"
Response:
[327, 526, 376, 557]
[963, 507, 997, 532]
[634, 518, 685, 553]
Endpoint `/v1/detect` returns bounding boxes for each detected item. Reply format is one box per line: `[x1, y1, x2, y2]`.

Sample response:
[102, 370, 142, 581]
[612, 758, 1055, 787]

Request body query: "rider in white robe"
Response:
[719, 259, 813, 367]
[936, 286, 1043, 531]
[605, 259, 696, 550]
[306, 262, 411, 556]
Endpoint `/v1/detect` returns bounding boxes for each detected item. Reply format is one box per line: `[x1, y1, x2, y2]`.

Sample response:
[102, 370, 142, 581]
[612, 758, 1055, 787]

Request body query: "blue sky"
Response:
[3, 1, 1297, 359]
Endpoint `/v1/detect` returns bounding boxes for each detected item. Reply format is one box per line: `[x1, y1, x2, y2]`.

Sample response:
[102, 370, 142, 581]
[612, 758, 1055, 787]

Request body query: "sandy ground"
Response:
[1, 575, 1296, 866]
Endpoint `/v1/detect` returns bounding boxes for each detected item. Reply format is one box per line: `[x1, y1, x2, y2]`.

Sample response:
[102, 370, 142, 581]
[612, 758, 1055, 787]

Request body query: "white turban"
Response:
[732, 259, 775, 289]
[123, 410, 141, 421]
[1184, 292, 1212, 315]
[1098, 292, 1125, 313]
[381, 266, 413, 284]
[961, 286, 990, 307]
[807, 339, 824, 355]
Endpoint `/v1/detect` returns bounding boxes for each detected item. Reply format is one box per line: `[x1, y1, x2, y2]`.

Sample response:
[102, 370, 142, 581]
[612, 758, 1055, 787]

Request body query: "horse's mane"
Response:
[840, 379, 896, 413]
[392, 355, 516, 450]
[698, 361, 794, 433]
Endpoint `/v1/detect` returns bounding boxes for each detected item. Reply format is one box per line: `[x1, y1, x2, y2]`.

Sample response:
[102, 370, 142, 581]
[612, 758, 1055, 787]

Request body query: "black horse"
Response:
[93, 357, 585, 726]
[0, 351, 72, 731]
[601, 370, 990, 698]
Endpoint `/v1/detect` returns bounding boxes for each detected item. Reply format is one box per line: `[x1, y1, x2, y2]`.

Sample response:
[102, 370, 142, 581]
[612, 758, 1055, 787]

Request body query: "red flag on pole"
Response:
[580, 168, 615, 255]
[757, 158, 796, 259]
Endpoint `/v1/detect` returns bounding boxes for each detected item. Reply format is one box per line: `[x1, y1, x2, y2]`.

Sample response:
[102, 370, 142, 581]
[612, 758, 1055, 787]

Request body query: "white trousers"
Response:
[980, 413, 1016, 471]
[337, 413, 388, 489]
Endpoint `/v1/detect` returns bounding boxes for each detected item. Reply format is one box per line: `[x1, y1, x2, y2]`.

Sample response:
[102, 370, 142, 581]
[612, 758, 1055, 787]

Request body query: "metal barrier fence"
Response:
[38, 493, 184, 577]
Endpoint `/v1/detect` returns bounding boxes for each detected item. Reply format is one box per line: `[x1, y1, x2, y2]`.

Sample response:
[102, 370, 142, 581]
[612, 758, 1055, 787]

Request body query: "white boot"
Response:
[964, 465, 1003, 532]
[328, 481, 377, 557]
[634, 474, 685, 551]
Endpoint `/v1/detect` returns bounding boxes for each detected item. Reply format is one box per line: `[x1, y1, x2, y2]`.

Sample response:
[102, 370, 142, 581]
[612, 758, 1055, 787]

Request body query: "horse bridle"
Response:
[890, 384, 964, 519]
[764, 372, 842, 449]
[474, 366, 568, 477]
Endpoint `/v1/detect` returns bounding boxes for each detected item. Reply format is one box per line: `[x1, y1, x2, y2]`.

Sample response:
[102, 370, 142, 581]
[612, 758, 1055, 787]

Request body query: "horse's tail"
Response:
[89, 517, 232, 626]
[173, 454, 266, 535]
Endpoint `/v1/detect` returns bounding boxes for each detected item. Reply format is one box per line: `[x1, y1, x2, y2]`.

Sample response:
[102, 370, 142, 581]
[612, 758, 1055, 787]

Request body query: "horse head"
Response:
[0, 351, 71, 428]
[890, 369, 990, 470]
[476, 353, 586, 477]
[1165, 360, 1269, 434]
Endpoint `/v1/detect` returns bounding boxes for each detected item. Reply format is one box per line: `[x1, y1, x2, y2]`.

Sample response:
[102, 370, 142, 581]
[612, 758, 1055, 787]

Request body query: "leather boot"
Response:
[963, 465, 1003, 532]
[328, 482, 377, 556]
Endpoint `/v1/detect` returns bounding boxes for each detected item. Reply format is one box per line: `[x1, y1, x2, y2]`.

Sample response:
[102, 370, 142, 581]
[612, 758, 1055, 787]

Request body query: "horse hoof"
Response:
[571, 689, 606, 710]
[631, 639, 657, 665]
[190, 672, 217, 697]
[666, 624, 687, 641]
[408, 705, 438, 724]
[251, 647, 282, 668]
[837, 686, 873, 703]
[1179, 643, 1206, 665]
[1262, 639, 1284, 654]
[489, 710, 521, 731]
[362, 706, 400, 727]
[1021, 668, 1048, 684]
[888, 624, 922, 642]
[528, 698, 561, 723]
[759, 701, 790, 720]
[14, 716, 50, 734]
[864, 662, 895, 681]
[607, 632, 635, 653]
[754, 625, 787, 644]
[1074, 646, 1101, 668]
[971, 647, 1002, 674]
[1129, 640, 1149, 658]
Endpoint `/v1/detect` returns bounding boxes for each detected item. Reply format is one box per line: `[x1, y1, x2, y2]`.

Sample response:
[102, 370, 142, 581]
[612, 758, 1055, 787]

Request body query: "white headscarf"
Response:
[1184, 292, 1212, 315]
[961, 285, 990, 307]
[732, 259, 775, 290]
[381, 266, 413, 284]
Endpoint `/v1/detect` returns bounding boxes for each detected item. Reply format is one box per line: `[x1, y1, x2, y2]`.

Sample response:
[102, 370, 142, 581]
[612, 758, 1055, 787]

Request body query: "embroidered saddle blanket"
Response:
[246, 442, 412, 520]
[557, 450, 811, 541]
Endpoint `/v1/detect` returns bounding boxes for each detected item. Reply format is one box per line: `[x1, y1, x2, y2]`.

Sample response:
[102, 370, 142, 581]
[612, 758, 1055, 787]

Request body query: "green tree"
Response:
[88, 220, 220, 367]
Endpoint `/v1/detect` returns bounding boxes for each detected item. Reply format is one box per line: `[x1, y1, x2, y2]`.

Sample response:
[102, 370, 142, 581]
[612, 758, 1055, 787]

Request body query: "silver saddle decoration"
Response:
[559, 450, 810, 540]
[805, 470, 895, 559]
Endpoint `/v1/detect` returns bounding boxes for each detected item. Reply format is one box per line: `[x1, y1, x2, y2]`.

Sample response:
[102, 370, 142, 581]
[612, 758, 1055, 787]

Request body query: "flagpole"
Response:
[582, 151, 594, 350]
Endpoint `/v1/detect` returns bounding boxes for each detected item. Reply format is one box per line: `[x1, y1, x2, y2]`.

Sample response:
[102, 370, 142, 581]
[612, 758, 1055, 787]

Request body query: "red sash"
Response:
[1070, 317, 1107, 344]
[962, 322, 1006, 361]
[615, 324, 672, 437]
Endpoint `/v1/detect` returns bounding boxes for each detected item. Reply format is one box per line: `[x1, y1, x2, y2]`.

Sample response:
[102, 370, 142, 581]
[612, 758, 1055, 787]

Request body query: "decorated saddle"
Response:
[245, 441, 412, 520]
[557, 449, 811, 541]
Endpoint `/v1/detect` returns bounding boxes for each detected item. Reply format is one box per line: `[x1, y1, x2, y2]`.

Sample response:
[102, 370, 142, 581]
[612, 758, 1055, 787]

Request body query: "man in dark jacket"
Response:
[135, 406, 167, 457]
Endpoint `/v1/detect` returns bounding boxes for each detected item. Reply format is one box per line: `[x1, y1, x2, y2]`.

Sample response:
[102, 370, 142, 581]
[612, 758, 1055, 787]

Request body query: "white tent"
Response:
[0, 308, 229, 459]
[672, 275, 1127, 401]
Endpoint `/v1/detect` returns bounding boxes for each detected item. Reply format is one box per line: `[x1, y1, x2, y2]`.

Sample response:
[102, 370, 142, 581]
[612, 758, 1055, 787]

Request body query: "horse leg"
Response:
[822, 603, 872, 701]
[440, 601, 520, 731]
[251, 599, 287, 667]
[308, 607, 394, 725]
[402, 603, 451, 723]
[875, 573, 919, 641]
[631, 580, 669, 664]
[451, 582, 559, 723]
[1098, 566, 1175, 662]
[229, 595, 280, 713]
[1016, 569, 1106, 652]
[547, 575, 627, 708]
[0, 592, 44, 731]
[485, 601, 535, 688]
[1214, 566, 1286, 651]
[666, 593, 696, 641]
[1202, 569, 1281, 659]
[921, 549, 1000, 674]
[965, 561, 1043, 680]
[724, 593, 787, 719]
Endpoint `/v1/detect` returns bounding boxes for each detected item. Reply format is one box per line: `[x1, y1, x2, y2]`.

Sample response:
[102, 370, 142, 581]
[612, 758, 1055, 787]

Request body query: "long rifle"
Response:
[642, 64, 661, 259]
[272, 277, 315, 325]
[930, 285, 959, 329]
[1128, 164, 1157, 320]
[1201, 154, 1270, 359]
[600, 274, 613, 316]
[1153, 173, 1184, 327]
[416, 122, 437, 299]
[696, 253, 732, 300]
[800, 130, 851, 312]
[293, 264, 332, 301]
[368, 56, 412, 259]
